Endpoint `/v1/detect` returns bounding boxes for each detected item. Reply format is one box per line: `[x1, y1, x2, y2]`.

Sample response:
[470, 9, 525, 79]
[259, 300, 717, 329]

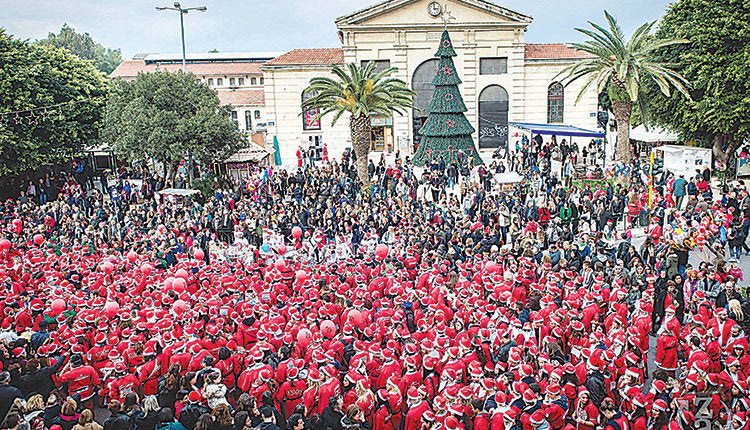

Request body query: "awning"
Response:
[630, 125, 679, 143]
[224, 142, 271, 163]
[509, 122, 605, 138]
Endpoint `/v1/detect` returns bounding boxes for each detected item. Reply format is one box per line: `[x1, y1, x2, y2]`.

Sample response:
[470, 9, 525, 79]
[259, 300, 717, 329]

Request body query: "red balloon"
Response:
[164, 277, 174, 290]
[33, 234, 44, 245]
[0, 239, 11, 250]
[277, 244, 287, 256]
[101, 261, 114, 275]
[127, 251, 138, 263]
[292, 226, 303, 239]
[104, 301, 120, 318]
[275, 259, 286, 271]
[194, 249, 204, 260]
[486, 261, 497, 273]
[175, 268, 189, 280]
[296, 270, 309, 283]
[12, 219, 21, 227]
[297, 328, 312, 347]
[376, 244, 389, 260]
[172, 299, 187, 314]
[348, 309, 363, 326]
[173, 277, 186, 293]
[51, 298, 66, 316]
[140, 264, 153, 276]
[320, 320, 336, 338]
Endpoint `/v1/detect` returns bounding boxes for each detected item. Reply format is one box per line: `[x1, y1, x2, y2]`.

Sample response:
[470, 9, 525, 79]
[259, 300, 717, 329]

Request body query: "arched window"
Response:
[411, 59, 439, 149]
[478, 85, 509, 149]
[548, 82, 564, 123]
[301, 90, 320, 131]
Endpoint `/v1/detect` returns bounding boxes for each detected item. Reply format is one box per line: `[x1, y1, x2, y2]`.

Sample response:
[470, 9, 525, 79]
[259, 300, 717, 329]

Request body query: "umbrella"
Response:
[273, 136, 282, 166]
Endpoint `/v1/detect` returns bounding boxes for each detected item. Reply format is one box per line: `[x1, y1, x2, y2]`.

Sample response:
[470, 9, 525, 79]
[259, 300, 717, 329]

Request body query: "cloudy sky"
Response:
[4, 0, 674, 59]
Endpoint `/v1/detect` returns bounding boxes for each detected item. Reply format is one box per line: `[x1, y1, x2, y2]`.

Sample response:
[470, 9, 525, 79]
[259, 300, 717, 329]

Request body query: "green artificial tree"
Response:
[412, 30, 482, 167]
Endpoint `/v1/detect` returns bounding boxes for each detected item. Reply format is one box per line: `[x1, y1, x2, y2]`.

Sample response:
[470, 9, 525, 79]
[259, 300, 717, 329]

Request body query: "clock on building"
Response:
[427, 2, 442, 17]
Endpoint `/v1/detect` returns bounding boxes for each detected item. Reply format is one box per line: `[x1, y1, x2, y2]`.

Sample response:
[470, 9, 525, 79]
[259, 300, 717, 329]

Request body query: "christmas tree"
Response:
[411, 30, 482, 167]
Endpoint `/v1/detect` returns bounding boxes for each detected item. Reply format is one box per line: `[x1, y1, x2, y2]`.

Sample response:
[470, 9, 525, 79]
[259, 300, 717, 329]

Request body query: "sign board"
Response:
[657, 145, 712, 180]
[738, 156, 750, 177]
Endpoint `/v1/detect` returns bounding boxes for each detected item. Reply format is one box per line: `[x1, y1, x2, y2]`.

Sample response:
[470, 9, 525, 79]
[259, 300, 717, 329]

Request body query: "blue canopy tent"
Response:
[509, 122, 605, 138]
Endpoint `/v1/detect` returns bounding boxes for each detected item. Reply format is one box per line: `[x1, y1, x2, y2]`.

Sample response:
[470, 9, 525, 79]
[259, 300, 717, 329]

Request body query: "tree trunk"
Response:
[351, 114, 372, 186]
[713, 133, 741, 177]
[612, 101, 633, 163]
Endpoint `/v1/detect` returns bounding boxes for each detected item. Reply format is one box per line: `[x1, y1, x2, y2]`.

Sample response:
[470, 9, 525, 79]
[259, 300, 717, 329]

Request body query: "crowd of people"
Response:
[1, 137, 750, 430]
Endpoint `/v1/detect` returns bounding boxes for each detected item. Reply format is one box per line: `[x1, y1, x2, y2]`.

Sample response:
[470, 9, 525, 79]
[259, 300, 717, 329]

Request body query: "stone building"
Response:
[111, 0, 600, 166]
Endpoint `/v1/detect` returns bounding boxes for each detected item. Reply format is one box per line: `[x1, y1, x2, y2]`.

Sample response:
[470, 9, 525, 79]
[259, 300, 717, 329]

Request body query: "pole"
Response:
[179, 9, 186, 73]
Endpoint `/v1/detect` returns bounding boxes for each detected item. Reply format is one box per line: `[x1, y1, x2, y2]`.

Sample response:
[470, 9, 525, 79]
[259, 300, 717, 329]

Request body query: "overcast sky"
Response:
[4, 0, 674, 59]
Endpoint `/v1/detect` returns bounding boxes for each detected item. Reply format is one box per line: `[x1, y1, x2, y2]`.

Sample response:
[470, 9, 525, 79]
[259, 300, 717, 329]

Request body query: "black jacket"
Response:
[584, 371, 607, 408]
[179, 404, 209, 430]
[104, 412, 134, 430]
[135, 410, 160, 430]
[0, 384, 23, 423]
[322, 407, 343, 430]
[19, 355, 66, 398]
[254, 422, 279, 430]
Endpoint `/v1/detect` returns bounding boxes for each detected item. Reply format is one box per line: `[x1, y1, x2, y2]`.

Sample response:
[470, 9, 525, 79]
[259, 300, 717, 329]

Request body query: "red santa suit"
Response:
[58, 363, 102, 402]
[655, 330, 679, 372]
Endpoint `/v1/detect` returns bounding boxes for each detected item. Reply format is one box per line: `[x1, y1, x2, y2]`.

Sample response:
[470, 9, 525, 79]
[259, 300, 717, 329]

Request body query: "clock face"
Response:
[428, 2, 442, 17]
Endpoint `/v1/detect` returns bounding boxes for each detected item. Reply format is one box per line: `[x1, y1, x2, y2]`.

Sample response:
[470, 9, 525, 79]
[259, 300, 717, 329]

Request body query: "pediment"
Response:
[336, 0, 532, 27]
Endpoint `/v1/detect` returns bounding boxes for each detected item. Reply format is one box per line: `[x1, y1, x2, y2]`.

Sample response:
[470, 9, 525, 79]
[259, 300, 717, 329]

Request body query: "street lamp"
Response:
[156, 2, 207, 73]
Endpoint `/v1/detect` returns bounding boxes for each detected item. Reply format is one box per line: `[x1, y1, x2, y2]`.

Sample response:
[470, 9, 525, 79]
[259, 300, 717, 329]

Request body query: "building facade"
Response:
[110, 52, 277, 135]
[111, 0, 600, 167]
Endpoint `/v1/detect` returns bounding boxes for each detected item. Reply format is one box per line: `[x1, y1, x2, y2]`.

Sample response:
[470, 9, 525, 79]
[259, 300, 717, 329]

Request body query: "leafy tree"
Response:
[556, 11, 692, 163]
[103, 71, 244, 184]
[646, 0, 750, 168]
[0, 29, 109, 175]
[411, 31, 482, 167]
[38, 24, 122, 75]
[301, 62, 415, 185]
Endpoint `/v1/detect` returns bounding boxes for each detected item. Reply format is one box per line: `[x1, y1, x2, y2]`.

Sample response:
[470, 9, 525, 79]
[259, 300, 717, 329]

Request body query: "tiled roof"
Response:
[110, 60, 264, 78]
[524, 44, 594, 60]
[265, 49, 344, 66]
[217, 90, 265, 106]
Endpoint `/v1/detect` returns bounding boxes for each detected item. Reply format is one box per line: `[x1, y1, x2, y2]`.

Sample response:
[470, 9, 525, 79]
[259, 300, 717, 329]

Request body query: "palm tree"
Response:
[556, 11, 692, 163]
[301, 62, 415, 185]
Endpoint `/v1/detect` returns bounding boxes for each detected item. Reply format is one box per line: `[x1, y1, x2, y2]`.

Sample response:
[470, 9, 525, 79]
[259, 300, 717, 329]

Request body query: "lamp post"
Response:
[156, 2, 207, 73]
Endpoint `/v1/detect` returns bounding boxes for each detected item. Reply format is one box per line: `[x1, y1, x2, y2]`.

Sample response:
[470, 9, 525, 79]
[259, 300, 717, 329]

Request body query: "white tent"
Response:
[630, 125, 679, 143]
[494, 172, 523, 184]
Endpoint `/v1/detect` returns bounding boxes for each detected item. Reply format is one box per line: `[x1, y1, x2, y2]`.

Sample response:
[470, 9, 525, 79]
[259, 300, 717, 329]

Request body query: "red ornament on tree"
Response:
[444, 93, 454, 101]
[446, 119, 456, 128]
[441, 65, 453, 75]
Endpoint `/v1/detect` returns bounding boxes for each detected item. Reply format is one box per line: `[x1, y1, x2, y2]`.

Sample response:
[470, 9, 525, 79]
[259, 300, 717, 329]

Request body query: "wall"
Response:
[263, 67, 351, 166]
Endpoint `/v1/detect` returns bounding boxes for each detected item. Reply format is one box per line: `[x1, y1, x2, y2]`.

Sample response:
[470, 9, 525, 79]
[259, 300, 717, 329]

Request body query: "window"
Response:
[411, 59, 439, 149]
[238, 77, 244, 86]
[231, 110, 238, 126]
[260, 77, 264, 85]
[254, 110, 261, 120]
[361, 60, 391, 74]
[229, 77, 235, 86]
[547, 82, 564, 123]
[245, 111, 252, 131]
[251, 77, 257, 85]
[217, 78, 223, 86]
[208, 78, 214, 86]
[479, 57, 508, 75]
[478, 85, 509, 149]
[302, 90, 321, 131]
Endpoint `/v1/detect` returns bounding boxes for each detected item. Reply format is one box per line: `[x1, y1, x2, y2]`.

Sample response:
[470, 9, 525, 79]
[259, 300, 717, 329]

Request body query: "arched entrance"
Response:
[478, 85, 509, 149]
[411, 59, 439, 151]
